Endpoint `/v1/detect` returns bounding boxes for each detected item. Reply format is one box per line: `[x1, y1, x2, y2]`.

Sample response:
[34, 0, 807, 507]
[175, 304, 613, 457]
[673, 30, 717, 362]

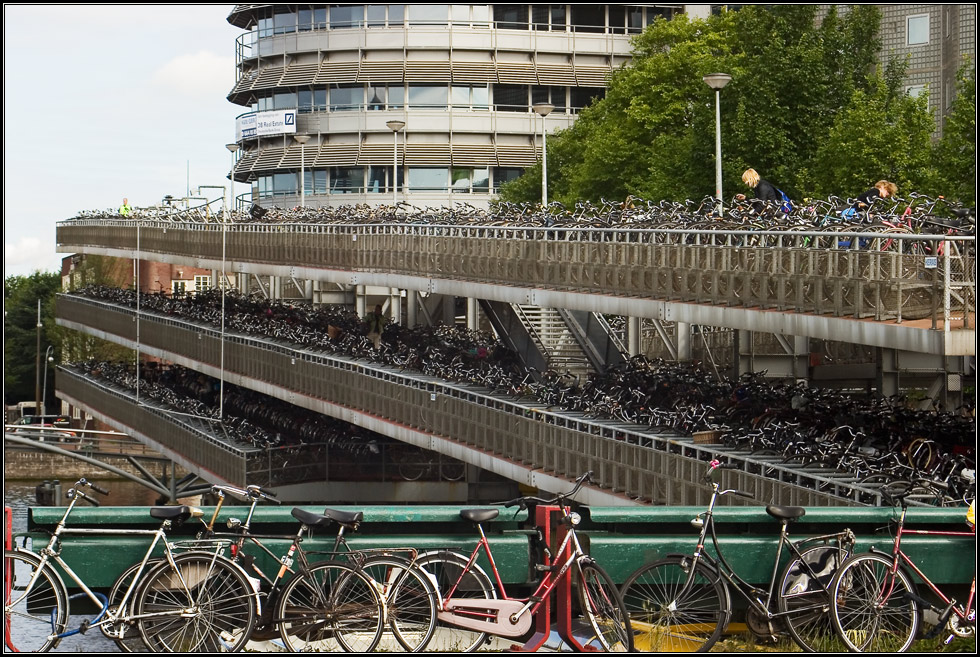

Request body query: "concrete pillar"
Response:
[355, 285, 366, 319]
[467, 298, 479, 331]
[237, 273, 250, 295]
[627, 317, 642, 356]
[271, 276, 282, 300]
[390, 288, 402, 324]
[677, 322, 692, 361]
[406, 290, 418, 327]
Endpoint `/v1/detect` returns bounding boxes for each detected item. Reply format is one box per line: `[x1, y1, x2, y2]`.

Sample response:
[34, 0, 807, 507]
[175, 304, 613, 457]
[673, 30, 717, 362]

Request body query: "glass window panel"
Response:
[905, 84, 927, 98]
[570, 87, 604, 109]
[451, 168, 472, 192]
[409, 167, 448, 191]
[451, 86, 470, 106]
[472, 86, 489, 109]
[298, 89, 313, 112]
[410, 4, 448, 25]
[609, 6, 626, 33]
[298, 9, 313, 31]
[258, 17, 272, 38]
[472, 167, 489, 192]
[531, 86, 550, 106]
[494, 84, 526, 111]
[313, 8, 327, 29]
[471, 5, 489, 24]
[330, 84, 363, 111]
[495, 5, 528, 30]
[331, 5, 363, 29]
[388, 5, 404, 25]
[627, 7, 643, 32]
[532, 5, 550, 29]
[303, 170, 314, 196]
[273, 11, 296, 34]
[274, 92, 295, 109]
[551, 5, 566, 31]
[314, 169, 328, 194]
[571, 5, 604, 33]
[451, 5, 471, 24]
[330, 167, 364, 193]
[387, 85, 405, 109]
[907, 15, 929, 45]
[367, 5, 387, 27]
[367, 85, 386, 110]
[273, 172, 297, 194]
[314, 88, 327, 111]
[409, 84, 448, 109]
[494, 167, 524, 190]
[366, 166, 390, 193]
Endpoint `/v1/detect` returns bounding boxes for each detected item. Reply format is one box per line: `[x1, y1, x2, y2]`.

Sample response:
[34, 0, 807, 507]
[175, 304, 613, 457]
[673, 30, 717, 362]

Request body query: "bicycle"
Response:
[830, 485, 976, 652]
[415, 471, 633, 652]
[619, 460, 856, 652]
[202, 484, 434, 652]
[3, 478, 257, 653]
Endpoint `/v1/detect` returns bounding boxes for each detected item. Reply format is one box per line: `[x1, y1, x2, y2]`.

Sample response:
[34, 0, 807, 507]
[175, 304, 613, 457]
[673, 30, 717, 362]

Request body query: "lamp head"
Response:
[532, 103, 555, 117]
[702, 73, 732, 90]
[386, 120, 406, 132]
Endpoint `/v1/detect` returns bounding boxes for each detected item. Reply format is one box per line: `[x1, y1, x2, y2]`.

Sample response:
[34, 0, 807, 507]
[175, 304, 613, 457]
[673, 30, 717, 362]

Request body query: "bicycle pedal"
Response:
[534, 563, 558, 573]
[79, 619, 91, 635]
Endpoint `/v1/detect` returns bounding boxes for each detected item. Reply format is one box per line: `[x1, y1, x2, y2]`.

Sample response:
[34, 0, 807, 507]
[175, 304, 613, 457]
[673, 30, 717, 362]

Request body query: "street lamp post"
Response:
[702, 73, 731, 217]
[41, 346, 54, 414]
[532, 103, 554, 207]
[386, 120, 405, 204]
[293, 135, 311, 207]
[226, 143, 239, 216]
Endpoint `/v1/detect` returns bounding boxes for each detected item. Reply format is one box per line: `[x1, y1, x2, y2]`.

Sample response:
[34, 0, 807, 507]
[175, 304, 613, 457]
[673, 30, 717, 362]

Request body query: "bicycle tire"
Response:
[619, 556, 729, 652]
[102, 558, 162, 652]
[136, 552, 257, 652]
[577, 559, 634, 652]
[414, 550, 496, 652]
[360, 554, 438, 652]
[3, 550, 68, 653]
[831, 553, 920, 653]
[777, 545, 851, 652]
[275, 560, 384, 653]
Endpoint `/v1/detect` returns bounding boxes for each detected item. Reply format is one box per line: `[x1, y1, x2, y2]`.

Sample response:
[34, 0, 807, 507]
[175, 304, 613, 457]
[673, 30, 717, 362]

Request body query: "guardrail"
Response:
[57, 220, 975, 327]
[58, 294, 895, 507]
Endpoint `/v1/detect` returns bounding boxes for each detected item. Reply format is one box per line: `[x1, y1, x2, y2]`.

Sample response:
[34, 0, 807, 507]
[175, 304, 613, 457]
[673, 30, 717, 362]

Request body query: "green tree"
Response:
[4, 272, 61, 407]
[932, 65, 976, 205]
[811, 71, 936, 198]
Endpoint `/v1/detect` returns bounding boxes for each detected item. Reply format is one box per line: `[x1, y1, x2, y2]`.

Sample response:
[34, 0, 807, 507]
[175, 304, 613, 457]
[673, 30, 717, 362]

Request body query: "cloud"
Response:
[4, 236, 59, 276]
[150, 51, 234, 99]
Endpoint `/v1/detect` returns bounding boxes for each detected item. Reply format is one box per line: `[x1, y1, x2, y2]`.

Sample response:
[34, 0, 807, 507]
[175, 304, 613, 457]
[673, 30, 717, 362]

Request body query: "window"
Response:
[494, 167, 524, 191]
[274, 91, 296, 110]
[408, 84, 448, 109]
[571, 5, 605, 33]
[303, 170, 327, 196]
[366, 84, 404, 110]
[494, 5, 529, 30]
[172, 281, 187, 297]
[408, 167, 449, 191]
[330, 167, 364, 193]
[273, 11, 296, 35]
[273, 172, 297, 195]
[410, 4, 448, 25]
[452, 85, 489, 109]
[532, 5, 566, 31]
[905, 84, 927, 98]
[193, 276, 212, 293]
[330, 84, 363, 111]
[494, 84, 526, 112]
[331, 5, 363, 29]
[907, 14, 929, 45]
[570, 87, 605, 110]
[451, 168, 490, 193]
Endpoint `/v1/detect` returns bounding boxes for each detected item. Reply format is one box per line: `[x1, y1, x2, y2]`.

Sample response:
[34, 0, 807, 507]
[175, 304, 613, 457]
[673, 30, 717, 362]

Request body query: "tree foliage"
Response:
[932, 65, 976, 205]
[4, 271, 62, 406]
[501, 5, 966, 205]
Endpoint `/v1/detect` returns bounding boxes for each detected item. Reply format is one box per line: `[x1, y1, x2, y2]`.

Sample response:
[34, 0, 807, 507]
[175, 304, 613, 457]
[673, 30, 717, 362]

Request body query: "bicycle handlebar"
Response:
[67, 478, 109, 505]
[501, 471, 594, 510]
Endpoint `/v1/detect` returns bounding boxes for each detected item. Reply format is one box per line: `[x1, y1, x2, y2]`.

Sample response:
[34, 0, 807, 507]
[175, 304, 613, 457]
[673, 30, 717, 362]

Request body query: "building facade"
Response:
[225, 4, 702, 209]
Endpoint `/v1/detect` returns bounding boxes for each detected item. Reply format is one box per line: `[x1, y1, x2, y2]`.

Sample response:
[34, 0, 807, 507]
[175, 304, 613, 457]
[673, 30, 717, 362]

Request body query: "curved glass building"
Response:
[225, 4, 695, 209]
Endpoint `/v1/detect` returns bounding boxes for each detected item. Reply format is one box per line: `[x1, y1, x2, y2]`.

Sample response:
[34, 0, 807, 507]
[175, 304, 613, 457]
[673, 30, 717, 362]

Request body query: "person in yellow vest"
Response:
[119, 197, 133, 217]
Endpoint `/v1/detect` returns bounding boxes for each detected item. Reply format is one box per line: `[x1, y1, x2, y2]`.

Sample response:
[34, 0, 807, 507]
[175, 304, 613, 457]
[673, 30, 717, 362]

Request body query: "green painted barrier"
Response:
[21, 504, 974, 591]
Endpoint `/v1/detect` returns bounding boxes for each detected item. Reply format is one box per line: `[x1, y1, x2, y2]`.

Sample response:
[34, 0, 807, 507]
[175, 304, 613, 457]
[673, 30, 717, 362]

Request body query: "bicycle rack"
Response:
[517, 505, 593, 652]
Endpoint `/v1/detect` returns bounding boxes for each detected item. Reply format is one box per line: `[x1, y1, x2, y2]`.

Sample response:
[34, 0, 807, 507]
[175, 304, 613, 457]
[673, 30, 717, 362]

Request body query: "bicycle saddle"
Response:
[766, 505, 806, 521]
[460, 508, 499, 523]
[322, 507, 364, 528]
[149, 505, 201, 522]
[291, 507, 335, 527]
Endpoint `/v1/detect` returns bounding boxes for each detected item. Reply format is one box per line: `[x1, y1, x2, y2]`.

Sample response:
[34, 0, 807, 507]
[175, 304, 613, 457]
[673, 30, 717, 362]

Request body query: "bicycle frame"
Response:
[869, 505, 976, 635]
[437, 503, 589, 639]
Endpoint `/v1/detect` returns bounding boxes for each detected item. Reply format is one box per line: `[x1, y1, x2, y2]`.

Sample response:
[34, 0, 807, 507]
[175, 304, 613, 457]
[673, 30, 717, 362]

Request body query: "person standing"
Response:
[363, 304, 387, 349]
[119, 197, 133, 217]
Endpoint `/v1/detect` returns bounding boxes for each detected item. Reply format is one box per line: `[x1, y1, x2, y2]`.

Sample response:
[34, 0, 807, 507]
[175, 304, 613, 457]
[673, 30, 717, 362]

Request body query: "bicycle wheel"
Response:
[3, 550, 68, 652]
[831, 553, 920, 653]
[360, 555, 438, 652]
[577, 559, 634, 652]
[777, 545, 851, 652]
[619, 556, 729, 652]
[102, 559, 161, 652]
[414, 550, 496, 652]
[136, 553, 257, 652]
[276, 560, 384, 653]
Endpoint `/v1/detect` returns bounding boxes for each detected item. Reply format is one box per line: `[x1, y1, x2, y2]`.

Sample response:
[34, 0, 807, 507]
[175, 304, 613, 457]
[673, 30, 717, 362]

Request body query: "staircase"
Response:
[516, 305, 595, 380]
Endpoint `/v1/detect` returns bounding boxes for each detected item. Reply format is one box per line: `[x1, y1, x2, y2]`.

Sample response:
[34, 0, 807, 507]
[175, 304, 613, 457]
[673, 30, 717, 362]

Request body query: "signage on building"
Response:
[236, 110, 297, 140]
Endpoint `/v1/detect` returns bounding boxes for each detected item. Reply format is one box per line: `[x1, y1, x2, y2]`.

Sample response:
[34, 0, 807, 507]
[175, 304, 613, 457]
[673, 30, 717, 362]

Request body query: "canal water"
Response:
[4, 477, 164, 653]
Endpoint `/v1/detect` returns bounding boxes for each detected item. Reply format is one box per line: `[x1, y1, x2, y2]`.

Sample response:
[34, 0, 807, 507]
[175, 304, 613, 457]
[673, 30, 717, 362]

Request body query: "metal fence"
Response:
[58, 220, 975, 325]
[58, 294, 885, 507]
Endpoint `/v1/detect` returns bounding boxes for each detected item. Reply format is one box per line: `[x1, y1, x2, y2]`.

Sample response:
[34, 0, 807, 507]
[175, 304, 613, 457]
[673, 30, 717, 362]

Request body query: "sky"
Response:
[3, 4, 242, 278]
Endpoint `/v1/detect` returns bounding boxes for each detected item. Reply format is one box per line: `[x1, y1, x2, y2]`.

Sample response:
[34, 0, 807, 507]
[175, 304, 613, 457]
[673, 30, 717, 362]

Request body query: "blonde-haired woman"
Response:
[854, 180, 898, 209]
[736, 168, 780, 211]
